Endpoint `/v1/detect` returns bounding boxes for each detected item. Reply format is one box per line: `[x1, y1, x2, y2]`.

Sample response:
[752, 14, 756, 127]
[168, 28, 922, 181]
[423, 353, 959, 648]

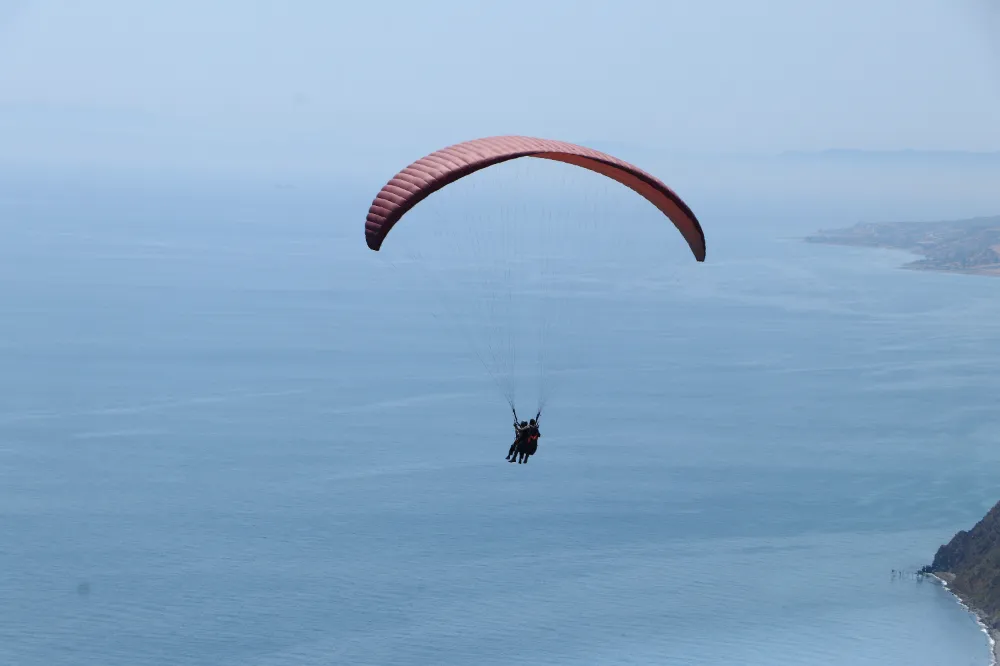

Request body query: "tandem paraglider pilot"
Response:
[507, 413, 541, 464]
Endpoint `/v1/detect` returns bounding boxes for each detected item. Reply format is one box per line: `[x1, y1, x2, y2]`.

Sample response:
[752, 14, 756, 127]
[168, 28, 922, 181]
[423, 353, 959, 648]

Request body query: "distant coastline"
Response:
[804, 215, 1000, 276]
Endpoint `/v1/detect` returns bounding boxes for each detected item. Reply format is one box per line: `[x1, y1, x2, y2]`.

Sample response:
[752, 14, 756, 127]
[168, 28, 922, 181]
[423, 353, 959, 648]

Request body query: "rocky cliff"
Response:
[923, 500, 1000, 630]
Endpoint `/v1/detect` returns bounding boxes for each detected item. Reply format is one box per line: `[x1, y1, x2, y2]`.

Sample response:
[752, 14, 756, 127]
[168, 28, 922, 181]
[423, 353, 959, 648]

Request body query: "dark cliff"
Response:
[924, 501, 1000, 629]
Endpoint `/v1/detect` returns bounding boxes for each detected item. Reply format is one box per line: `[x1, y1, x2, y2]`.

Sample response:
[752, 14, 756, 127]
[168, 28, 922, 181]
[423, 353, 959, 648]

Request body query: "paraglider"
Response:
[365, 135, 706, 261]
[363, 135, 706, 463]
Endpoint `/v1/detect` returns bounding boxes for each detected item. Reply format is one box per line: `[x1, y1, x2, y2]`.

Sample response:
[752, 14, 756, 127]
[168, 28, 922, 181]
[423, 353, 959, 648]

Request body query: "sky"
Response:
[0, 0, 999, 177]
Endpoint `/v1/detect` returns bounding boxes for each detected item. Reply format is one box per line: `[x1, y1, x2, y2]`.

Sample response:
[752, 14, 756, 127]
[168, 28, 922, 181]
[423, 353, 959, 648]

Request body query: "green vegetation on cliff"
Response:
[923, 501, 1000, 630]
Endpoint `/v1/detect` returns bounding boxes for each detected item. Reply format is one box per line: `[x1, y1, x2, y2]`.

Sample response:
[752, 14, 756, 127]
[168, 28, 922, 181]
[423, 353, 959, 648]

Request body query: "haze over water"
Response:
[4, 0, 1000, 662]
[2, 169, 1000, 665]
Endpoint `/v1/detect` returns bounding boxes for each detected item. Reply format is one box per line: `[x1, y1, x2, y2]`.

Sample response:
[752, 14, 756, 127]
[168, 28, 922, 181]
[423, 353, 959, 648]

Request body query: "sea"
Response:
[2, 169, 1000, 665]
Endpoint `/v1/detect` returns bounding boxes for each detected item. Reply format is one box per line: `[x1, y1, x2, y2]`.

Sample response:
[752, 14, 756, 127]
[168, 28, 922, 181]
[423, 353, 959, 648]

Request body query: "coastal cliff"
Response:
[805, 216, 1000, 275]
[923, 501, 1000, 662]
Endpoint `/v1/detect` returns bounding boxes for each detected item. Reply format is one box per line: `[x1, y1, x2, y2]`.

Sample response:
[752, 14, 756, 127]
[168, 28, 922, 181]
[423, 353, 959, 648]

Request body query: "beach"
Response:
[932, 573, 999, 666]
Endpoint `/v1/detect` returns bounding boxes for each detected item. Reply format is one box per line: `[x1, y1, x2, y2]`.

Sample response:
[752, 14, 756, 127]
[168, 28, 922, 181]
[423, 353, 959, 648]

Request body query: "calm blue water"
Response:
[1, 178, 999, 665]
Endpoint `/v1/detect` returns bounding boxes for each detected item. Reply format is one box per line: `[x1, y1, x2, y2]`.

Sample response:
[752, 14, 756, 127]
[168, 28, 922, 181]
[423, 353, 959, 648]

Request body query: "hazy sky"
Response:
[1, 0, 999, 175]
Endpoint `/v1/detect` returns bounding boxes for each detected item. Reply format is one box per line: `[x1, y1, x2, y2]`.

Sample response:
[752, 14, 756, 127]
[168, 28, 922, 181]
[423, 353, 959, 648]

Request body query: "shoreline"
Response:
[803, 214, 1000, 277]
[901, 266, 1000, 278]
[930, 573, 999, 665]
[805, 238, 1000, 278]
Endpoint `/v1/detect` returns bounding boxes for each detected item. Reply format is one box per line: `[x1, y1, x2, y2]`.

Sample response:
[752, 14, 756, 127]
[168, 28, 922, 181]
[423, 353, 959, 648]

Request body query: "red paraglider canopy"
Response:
[364, 135, 706, 261]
